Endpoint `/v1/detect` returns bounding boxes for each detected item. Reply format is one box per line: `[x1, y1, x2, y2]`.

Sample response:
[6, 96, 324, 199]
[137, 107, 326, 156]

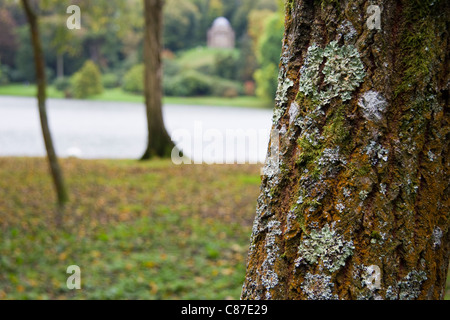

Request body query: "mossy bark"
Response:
[141, 0, 175, 160]
[242, 0, 449, 300]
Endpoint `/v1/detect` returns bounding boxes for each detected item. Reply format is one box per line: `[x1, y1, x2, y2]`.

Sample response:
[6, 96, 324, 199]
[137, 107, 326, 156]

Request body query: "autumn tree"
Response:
[21, 0, 68, 214]
[141, 0, 175, 159]
[253, 11, 284, 100]
[0, 7, 18, 68]
[242, 0, 449, 300]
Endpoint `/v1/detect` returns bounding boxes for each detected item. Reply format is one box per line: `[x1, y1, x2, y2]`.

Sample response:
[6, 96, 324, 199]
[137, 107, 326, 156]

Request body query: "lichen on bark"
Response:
[294, 223, 355, 273]
[242, 0, 449, 300]
[298, 41, 365, 105]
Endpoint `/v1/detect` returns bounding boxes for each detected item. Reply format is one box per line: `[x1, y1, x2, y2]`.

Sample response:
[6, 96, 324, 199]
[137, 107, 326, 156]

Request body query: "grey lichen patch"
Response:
[335, 202, 345, 213]
[276, 70, 294, 107]
[298, 43, 324, 100]
[262, 128, 281, 180]
[359, 190, 369, 201]
[286, 210, 298, 234]
[301, 273, 338, 300]
[365, 141, 389, 166]
[358, 90, 388, 122]
[343, 187, 352, 198]
[385, 286, 398, 300]
[337, 20, 357, 43]
[295, 223, 355, 273]
[321, 41, 365, 102]
[317, 146, 347, 169]
[431, 227, 443, 248]
[273, 69, 294, 124]
[298, 41, 366, 106]
[256, 219, 282, 299]
[379, 183, 387, 196]
[371, 269, 429, 301]
[398, 270, 428, 300]
[280, 44, 291, 68]
[427, 150, 436, 162]
[288, 101, 300, 126]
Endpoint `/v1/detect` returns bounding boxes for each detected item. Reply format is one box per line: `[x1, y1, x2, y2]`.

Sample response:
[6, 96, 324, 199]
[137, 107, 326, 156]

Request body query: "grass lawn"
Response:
[0, 84, 65, 99]
[176, 47, 239, 71]
[0, 157, 262, 300]
[0, 157, 448, 300]
[0, 84, 272, 109]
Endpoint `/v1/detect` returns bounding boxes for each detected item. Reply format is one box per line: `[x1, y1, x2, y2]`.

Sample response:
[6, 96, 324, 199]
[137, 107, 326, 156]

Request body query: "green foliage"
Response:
[123, 64, 144, 94]
[254, 63, 279, 101]
[7, 0, 283, 97]
[0, 7, 18, 67]
[163, 58, 181, 78]
[53, 77, 71, 92]
[71, 60, 103, 99]
[14, 27, 36, 83]
[235, 33, 258, 83]
[214, 53, 239, 80]
[0, 65, 13, 85]
[254, 12, 284, 100]
[176, 47, 237, 72]
[210, 78, 243, 98]
[7, 0, 285, 99]
[0, 63, 6, 86]
[14, 22, 66, 84]
[168, 47, 244, 97]
[102, 73, 120, 89]
[164, 67, 243, 98]
[230, 0, 280, 40]
[165, 70, 212, 97]
[0, 84, 268, 108]
[164, 0, 201, 51]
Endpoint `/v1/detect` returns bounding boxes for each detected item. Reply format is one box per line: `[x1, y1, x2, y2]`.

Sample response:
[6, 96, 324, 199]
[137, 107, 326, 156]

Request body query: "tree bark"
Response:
[21, 0, 69, 211]
[242, 0, 449, 300]
[141, 0, 175, 159]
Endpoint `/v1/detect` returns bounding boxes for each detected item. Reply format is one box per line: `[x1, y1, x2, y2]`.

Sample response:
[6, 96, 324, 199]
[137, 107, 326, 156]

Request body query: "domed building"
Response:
[207, 17, 235, 49]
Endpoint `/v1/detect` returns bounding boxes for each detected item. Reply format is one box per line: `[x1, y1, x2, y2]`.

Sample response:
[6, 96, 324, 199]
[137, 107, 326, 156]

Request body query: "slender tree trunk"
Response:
[242, 0, 449, 300]
[141, 0, 175, 160]
[21, 0, 68, 212]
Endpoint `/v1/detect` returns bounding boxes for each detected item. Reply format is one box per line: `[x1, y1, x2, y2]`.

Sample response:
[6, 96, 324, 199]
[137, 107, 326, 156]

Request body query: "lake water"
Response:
[0, 96, 273, 164]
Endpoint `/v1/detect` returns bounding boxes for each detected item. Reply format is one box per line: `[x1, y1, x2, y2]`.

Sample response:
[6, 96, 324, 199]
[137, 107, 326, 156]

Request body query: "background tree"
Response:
[71, 60, 103, 98]
[163, 0, 200, 51]
[0, 7, 18, 68]
[252, 11, 284, 100]
[43, 16, 83, 79]
[20, 0, 68, 214]
[141, 0, 175, 159]
[242, 0, 449, 300]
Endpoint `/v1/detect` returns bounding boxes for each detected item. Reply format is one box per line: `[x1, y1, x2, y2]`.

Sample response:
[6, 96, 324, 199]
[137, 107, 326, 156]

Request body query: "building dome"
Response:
[212, 17, 231, 28]
[207, 17, 235, 49]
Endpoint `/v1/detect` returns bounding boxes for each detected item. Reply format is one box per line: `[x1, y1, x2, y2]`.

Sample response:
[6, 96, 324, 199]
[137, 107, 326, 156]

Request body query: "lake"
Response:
[0, 96, 273, 164]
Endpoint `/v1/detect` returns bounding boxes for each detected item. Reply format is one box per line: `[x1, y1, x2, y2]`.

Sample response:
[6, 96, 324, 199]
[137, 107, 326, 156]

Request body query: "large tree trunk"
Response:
[21, 0, 68, 211]
[141, 0, 175, 159]
[242, 0, 449, 300]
